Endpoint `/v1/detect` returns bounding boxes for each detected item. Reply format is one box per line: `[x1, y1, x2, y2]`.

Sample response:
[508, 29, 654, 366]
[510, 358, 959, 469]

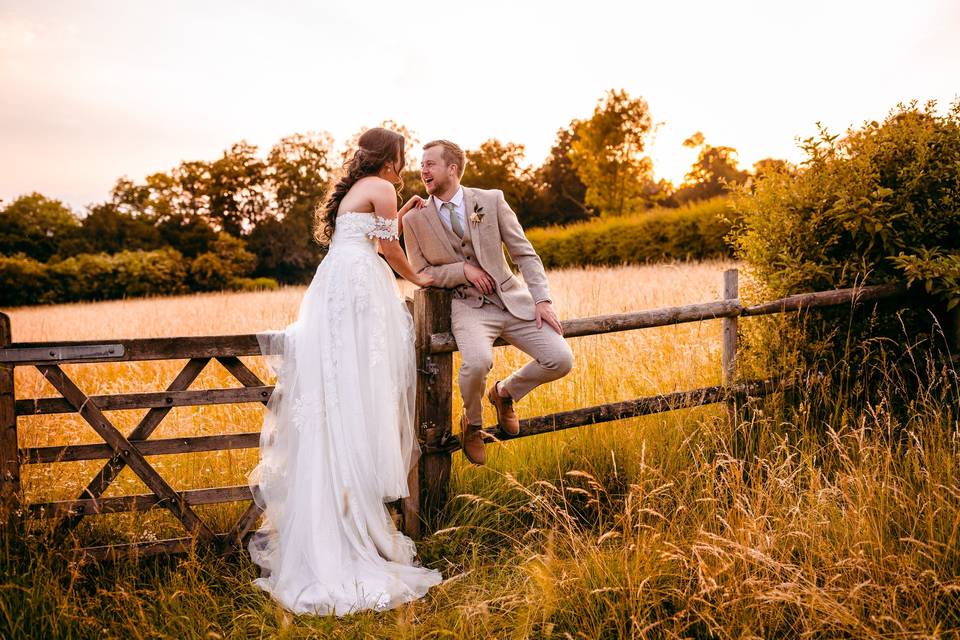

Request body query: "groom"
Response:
[403, 139, 574, 466]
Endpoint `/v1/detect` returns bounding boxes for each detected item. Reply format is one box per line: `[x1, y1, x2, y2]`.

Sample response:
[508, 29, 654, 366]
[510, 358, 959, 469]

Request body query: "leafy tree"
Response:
[569, 89, 658, 216]
[171, 161, 214, 221]
[206, 142, 269, 236]
[531, 123, 595, 226]
[71, 203, 163, 255]
[110, 165, 219, 257]
[0, 193, 80, 261]
[249, 132, 335, 283]
[674, 132, 749, 204]
[248, 207, 321, 284]
[751, 157, 795, 181]
[155, 215, 217, 259]
[268, 132, 335, 216]
[463, 139, 537, 217]
[111, 167, 205, 222]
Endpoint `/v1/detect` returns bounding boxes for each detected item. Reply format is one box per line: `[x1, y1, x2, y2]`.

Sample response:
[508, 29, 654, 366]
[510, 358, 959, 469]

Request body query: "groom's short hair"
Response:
[423, 140, 466, 178]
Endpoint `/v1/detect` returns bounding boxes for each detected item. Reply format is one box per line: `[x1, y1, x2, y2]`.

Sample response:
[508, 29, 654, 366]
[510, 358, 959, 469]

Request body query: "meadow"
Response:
[2, 259, 958, 639]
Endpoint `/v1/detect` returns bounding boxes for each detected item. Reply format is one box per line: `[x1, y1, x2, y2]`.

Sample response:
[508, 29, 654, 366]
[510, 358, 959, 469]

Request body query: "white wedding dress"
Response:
[246, 211, 443, 615]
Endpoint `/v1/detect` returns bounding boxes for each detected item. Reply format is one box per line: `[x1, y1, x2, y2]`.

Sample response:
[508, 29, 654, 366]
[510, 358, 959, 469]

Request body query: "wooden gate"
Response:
[0, 270, 910, 559]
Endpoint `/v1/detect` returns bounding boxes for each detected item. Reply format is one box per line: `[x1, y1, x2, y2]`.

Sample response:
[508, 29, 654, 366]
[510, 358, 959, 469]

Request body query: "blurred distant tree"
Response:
[206, 141, 269, 236]
[395, 120, 427, 201]
[247, 207, 321, 283]
[111, 171, 217, 257]
[155, 215, 217, 259]
[674, 131, 749, 204]
[530, 123, 595, 226]
[248, 132, 334, 283]
[751, 157, 796, 181]
[463, 139, 538, 218]
[569, 89, 659, 216]
[384, 120, 422, 174]
[111, 163, 209, 222]
[72, 202, 163, 255]
[0, 193, 80, 261]
[401, 168, 427, 201]
[172, 161, 214, 220]
[268, 132, 335, 216]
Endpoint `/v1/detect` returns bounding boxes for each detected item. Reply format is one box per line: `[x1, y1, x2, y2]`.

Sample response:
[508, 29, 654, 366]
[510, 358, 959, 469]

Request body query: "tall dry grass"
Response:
[2, 259, 958, 639]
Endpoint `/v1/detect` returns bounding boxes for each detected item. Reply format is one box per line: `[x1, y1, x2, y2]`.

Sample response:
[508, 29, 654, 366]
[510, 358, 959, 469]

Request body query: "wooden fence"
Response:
[0, 269, 911, 561]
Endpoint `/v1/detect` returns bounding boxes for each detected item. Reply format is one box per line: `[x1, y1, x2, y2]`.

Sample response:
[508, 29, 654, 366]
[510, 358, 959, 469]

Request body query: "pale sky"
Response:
[1, 0, 958, 212]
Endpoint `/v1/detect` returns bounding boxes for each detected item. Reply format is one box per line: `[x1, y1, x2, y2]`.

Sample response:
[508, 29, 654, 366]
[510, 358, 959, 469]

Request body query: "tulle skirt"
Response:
[246, 236, 443, 615]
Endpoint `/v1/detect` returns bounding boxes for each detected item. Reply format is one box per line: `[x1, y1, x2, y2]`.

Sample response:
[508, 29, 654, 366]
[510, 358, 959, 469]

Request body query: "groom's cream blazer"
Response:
[403, 186, 550, 322]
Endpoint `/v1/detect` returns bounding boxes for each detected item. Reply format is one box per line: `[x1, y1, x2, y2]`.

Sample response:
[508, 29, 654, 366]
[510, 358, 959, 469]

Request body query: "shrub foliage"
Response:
[730, 100, 960, 390]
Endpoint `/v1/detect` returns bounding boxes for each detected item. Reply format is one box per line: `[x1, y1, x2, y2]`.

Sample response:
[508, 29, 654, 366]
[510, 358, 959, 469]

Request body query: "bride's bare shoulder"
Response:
[340, 176, 395, 214]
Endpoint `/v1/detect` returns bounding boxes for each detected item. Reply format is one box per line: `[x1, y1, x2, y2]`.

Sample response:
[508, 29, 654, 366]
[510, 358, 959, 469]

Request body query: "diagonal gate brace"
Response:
[48, 359, 214, 540]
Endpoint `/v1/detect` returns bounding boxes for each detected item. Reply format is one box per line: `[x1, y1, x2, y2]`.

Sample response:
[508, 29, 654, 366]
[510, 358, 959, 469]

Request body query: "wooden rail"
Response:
[0, 271, 914, 560]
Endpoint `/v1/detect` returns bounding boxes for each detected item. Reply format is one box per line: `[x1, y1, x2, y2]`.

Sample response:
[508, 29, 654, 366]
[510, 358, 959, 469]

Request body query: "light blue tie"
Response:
[444, 201, 464, 238]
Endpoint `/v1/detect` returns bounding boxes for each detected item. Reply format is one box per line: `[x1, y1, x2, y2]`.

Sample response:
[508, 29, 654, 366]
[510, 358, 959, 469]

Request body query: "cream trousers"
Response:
[450, 298, 574, 426]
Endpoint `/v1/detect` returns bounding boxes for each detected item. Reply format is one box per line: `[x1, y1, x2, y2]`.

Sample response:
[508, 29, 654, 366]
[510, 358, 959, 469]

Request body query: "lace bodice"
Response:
[333, 211, 399, 243]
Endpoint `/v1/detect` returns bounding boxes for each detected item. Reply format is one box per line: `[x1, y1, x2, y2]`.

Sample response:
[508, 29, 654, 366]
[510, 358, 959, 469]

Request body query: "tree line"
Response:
[1, 89, 787, 305]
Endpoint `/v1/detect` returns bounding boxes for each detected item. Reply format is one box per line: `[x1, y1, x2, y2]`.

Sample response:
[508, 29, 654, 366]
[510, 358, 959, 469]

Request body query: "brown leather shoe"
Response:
[460, 415, 486, 466]
[487, 381, 520, 436]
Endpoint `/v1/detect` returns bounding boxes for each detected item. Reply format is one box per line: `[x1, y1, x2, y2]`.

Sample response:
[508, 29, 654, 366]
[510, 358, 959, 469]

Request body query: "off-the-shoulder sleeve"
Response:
[366, 215, 399, 240]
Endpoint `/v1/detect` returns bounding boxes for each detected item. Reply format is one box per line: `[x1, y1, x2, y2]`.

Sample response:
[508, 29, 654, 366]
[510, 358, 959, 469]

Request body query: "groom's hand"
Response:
[464, 262, 496, 295]
[536, 301, 563, 335]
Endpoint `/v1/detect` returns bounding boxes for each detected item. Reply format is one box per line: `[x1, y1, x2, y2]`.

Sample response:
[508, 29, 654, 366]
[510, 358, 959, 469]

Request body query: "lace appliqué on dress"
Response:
[291, 392, 324, 434]
[365, 215, 399, 240]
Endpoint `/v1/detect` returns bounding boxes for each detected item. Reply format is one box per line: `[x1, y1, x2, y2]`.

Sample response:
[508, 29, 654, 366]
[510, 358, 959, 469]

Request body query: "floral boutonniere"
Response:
[469, 202, 485, 225]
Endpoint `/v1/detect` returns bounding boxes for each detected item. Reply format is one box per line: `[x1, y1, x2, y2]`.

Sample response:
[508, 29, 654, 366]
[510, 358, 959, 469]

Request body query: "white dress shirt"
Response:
[431, 186, 467, 235]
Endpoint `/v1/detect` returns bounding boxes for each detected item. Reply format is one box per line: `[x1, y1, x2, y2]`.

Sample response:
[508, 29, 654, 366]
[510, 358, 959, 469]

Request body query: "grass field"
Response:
[2, 259, 958, 639]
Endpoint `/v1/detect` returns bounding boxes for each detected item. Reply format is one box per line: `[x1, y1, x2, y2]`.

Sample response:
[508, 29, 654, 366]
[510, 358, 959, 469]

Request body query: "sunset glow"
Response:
[1, 0, 958, 210]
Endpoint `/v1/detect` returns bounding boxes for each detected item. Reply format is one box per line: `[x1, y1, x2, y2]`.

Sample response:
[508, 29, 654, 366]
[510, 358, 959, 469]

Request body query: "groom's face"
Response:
[420, 146, 458, 197]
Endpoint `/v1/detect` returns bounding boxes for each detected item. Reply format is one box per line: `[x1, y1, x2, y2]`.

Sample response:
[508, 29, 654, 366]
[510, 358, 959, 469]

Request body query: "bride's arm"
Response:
[371, 182, 433, 287]
[396, 195, 424, 236]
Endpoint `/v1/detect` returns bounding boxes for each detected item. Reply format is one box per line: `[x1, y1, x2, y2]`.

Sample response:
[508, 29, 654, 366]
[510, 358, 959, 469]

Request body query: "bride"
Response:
[246, 127, 444, 615]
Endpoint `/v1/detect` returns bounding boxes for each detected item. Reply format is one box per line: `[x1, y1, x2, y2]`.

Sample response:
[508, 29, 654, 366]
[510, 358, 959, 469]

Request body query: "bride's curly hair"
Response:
[314, 127, 405, 247]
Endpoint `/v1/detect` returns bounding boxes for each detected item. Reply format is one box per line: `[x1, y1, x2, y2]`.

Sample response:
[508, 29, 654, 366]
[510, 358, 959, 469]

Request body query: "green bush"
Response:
[189, 233, 258, 292]
[0, 231, 264, 306]
[189, 252, 232, 291]
[0, 254, 52, 306]
[112, 248, 190, 298]
[730, 100, 960, 399]
[1, 248, 192, 307]
[526, 197, 736, 269]
[45, 249, 189, 302]
[47, 252, 119, 301]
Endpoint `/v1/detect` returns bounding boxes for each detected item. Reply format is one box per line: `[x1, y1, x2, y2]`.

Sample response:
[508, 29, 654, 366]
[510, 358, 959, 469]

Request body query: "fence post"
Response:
[0, 312, 19, 523]
[721, 269, 739, 424]
[402, 288, 453, 539]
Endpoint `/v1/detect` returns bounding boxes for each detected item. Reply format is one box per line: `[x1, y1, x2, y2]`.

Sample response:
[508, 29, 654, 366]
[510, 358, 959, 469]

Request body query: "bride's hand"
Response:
[415, 272, 435, 288]
[400, 195, 426, 215]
